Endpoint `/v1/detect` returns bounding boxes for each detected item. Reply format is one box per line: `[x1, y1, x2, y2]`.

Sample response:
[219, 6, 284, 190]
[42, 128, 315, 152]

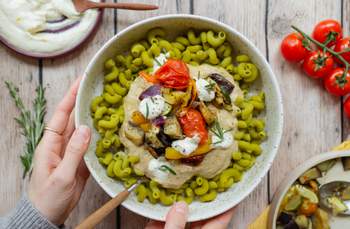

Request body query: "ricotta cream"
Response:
[171, 134, 201, 156]
[139, 95, 166, 120]
[196, 78, 215, 102]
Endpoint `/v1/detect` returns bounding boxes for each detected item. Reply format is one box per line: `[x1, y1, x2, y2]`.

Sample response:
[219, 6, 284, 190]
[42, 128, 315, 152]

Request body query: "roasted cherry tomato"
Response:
[298, 199, 318, 216]
[312, 19, 342, 47]
[324, 68, 350, 96]
[280, 33, 309, 62]
[178, 108, 208, 145]
[302, 51, 334, 79]
[334, 37, 350, 65]
[344, 97, 350, 118]
[154, 59, 190, 89]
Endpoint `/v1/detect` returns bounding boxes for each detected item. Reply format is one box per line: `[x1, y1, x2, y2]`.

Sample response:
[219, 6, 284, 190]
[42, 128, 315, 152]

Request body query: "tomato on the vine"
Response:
[334, 37, 350, 65]
[312, 19, 342, 47]
[324, 68, 350, 96]
[302, 51, 334, 79]
[280, 33, 309, 62]
[344, 97, 350, 118]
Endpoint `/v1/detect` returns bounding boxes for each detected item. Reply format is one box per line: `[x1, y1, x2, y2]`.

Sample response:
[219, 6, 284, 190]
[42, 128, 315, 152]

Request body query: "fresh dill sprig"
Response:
[158, 165, 177, 175]
[210, 121, 226, 145]
[5, 81, 46, 178]
[154, 57, 162, 66]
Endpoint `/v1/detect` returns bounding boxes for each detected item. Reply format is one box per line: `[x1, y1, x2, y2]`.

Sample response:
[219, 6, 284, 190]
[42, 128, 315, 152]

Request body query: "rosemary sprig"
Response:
[145, 103, 150, 118]
[5, 81, 46, 178]
[205, 81, 216, 92]
[158, 165, 177, 175]
[210, 121, 232, 145]
[154, 57, 162, 66]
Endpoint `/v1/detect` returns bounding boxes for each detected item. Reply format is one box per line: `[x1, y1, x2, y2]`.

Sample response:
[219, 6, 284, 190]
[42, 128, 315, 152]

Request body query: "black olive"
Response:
[284, 221, 299, 229]
[277, 212, 293, 225]
[157, 128, 172, 147]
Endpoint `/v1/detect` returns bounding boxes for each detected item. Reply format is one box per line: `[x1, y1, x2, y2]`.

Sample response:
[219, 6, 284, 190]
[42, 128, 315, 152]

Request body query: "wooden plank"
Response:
[193, 1, 268, 228]
[342, 1, 350, 140]
[0, 51, 38, 214]
[41, 2, 116, 228]
[115, 0, 190, 228]
[267, 0, 342, 201]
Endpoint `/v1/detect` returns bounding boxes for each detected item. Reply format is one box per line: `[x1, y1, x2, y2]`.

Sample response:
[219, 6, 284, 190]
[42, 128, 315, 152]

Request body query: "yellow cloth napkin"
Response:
[247, 140, 350, 229]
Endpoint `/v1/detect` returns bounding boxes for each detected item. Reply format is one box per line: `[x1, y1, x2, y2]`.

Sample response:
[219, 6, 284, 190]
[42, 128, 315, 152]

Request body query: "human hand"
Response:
[28, 77, 91, 226]
[145, 201, 235, 229]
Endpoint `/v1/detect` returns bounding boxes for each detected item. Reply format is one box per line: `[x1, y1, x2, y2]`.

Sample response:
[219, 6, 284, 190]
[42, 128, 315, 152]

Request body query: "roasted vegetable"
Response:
[284, 195, 302, 211]
[145, 126, 164, 148]
[163, 90, 186, 105]
[341, 157, 350, 171]
[163, 116, 183, 139]
[138, 84, 161, 100]
[299, 199, 318, 216]
[316, 159, 336, 173]
[157, 128, 172, 147]
[198, 101, 216, 125]
[209, 73, 234, 95]
[165, 140, 211, 160]
[277, 212, 293, 225]
[295, 185, 319, 204]
[125, 123, 144, 146]
[327, 196, 348, 214]
[130, 111, 151, 132]
[299, 168, 322, 184]
[295, 215, 309, 229]
[311, 209, 330, 229]
[180, 155, 204, 166]
[341, 186, 350, 200]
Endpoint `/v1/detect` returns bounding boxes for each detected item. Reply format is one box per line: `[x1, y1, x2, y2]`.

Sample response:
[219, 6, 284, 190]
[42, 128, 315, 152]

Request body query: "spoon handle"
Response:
[85, 1, 159, 11]
[75, 189, 130, 229]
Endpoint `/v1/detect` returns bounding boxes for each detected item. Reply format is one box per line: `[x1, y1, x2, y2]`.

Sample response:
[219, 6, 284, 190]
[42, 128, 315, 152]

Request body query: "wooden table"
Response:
[0, 0, 348, 228]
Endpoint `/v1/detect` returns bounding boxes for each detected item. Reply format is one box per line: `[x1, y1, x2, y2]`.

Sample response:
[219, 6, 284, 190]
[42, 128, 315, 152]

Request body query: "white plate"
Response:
[76, 14, 283, 222]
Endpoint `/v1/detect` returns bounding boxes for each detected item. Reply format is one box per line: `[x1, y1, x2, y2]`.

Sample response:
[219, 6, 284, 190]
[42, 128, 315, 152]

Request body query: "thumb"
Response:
[164, 201, 188, 229]
[55, 125, 91, 181]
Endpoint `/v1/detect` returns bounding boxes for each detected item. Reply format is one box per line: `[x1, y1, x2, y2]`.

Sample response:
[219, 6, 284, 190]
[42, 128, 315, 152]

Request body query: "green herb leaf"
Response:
[145, 103, 150, 118]
[159, 165, 177, 175]
[205, 81, 216, 92]
[5, 81, 46, 178]
[154, 57, 162, 66]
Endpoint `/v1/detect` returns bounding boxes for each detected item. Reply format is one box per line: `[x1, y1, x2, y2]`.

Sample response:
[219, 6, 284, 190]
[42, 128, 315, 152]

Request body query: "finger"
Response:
[47, 76, 81, 135]
[164, 201, 188, 229]
[62, 111, 76, 151]
[77, 159, 90, 180]
[145, 220, 164, 229]
[54, 125, 91, 182]
[201, 208, 235, 229]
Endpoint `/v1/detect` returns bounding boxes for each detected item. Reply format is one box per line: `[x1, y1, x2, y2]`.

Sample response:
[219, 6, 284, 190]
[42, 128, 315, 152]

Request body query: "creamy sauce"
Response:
[212, 131, 234, 149]
[171, 134, 200, 156]
[120, 64, 244, 189]
[0, 0, 99, 53]
[148, 158, 170, 181]
[196, 78, 216, 102]
[153, 52, 169, 73]
[139, 95, 166, 120]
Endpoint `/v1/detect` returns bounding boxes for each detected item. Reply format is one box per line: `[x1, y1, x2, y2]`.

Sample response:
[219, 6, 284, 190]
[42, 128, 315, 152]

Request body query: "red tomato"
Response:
[178, 108, 208, 145]
[324, 68, 350, 96]
[334, 37, 350, 65]
[280, 33, 309, 62]
[154, 59, 190, 89]
[312, 19, 342, 47]
[302, 51, 334, 79]
[343, 97, 350, 118]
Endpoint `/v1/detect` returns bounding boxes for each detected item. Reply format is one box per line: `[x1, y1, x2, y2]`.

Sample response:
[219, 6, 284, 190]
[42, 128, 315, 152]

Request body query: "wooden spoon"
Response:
[75, 181, 141, 229]
[73, 0, 159, 13]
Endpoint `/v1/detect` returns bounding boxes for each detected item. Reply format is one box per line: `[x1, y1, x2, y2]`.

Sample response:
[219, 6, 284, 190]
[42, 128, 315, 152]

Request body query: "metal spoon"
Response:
[73, 0, 158, 13]
[319, 181, 350, 215]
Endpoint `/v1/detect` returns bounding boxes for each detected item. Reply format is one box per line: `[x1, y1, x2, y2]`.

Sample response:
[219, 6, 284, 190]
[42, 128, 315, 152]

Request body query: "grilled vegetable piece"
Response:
[131, 111, 148, 126]
[311, 209, 330, 229]
[163, 90, 186, 105]
[145, 126, 164, 148]
[138, 84, 161, 100]
[341, 186, 350, 200]
[209, 73, 234, 95]
[284, 221, 300, 229]
[163, 116, 183, 139]
[180, 155, 205, 166]
[316, 159, 336, 172]
[125, 123, 144, 146]
[295, 184, 319, 203]
[299, 168, 322, 184]
[157, 128, 172, 147]
[341, 157, 350, 171]
[284, 195, 302, 211]
[299, 199, 318, 216]
[327, 196, 348, 214]
[165, 140, 211, 160]
[162, 103, 172, 116]
[198, 101, 216, 125]
[295, 215, 309, 229]
[277, 212, 293, 225]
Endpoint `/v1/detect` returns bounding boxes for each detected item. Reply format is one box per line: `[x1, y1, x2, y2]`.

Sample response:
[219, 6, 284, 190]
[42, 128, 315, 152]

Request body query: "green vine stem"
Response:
[292, 25, 349, 85]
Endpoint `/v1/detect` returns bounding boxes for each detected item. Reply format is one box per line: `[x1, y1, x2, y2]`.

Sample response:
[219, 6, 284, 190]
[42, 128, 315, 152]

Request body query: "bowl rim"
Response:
[268, 150, 350, 228]
[0, 9, 103, 59]
[76, 14, 284, 222]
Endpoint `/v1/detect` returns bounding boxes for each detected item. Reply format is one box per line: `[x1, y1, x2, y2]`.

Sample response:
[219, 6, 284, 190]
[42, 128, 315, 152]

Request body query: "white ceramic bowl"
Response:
[268, 150, 350, 229]
[75, 14, 283, 222]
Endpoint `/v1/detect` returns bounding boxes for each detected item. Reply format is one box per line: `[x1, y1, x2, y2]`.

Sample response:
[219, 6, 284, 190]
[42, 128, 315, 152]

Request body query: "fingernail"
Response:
[174, 201, 188, 214]
[77, 125, 91, 143]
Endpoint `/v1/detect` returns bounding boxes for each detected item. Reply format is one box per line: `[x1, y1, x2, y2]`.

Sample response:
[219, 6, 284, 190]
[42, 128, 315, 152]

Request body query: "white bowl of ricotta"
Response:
[0, 0, 102, 58]
[76, 14, 284, 222]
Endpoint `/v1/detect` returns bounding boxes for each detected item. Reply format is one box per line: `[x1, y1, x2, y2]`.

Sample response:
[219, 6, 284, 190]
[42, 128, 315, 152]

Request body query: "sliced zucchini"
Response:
[284, 195, 302, 211]
[327, 196, 348, 215]
[299, 168, 322, 184]
[316, 159, 336, 173]
[295, 185, 319, 204]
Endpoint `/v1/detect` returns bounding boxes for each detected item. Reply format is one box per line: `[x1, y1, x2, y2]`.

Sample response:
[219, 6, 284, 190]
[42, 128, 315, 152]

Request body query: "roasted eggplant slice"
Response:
[145, 126, 164, 149]
[164, 116, 183, 139]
